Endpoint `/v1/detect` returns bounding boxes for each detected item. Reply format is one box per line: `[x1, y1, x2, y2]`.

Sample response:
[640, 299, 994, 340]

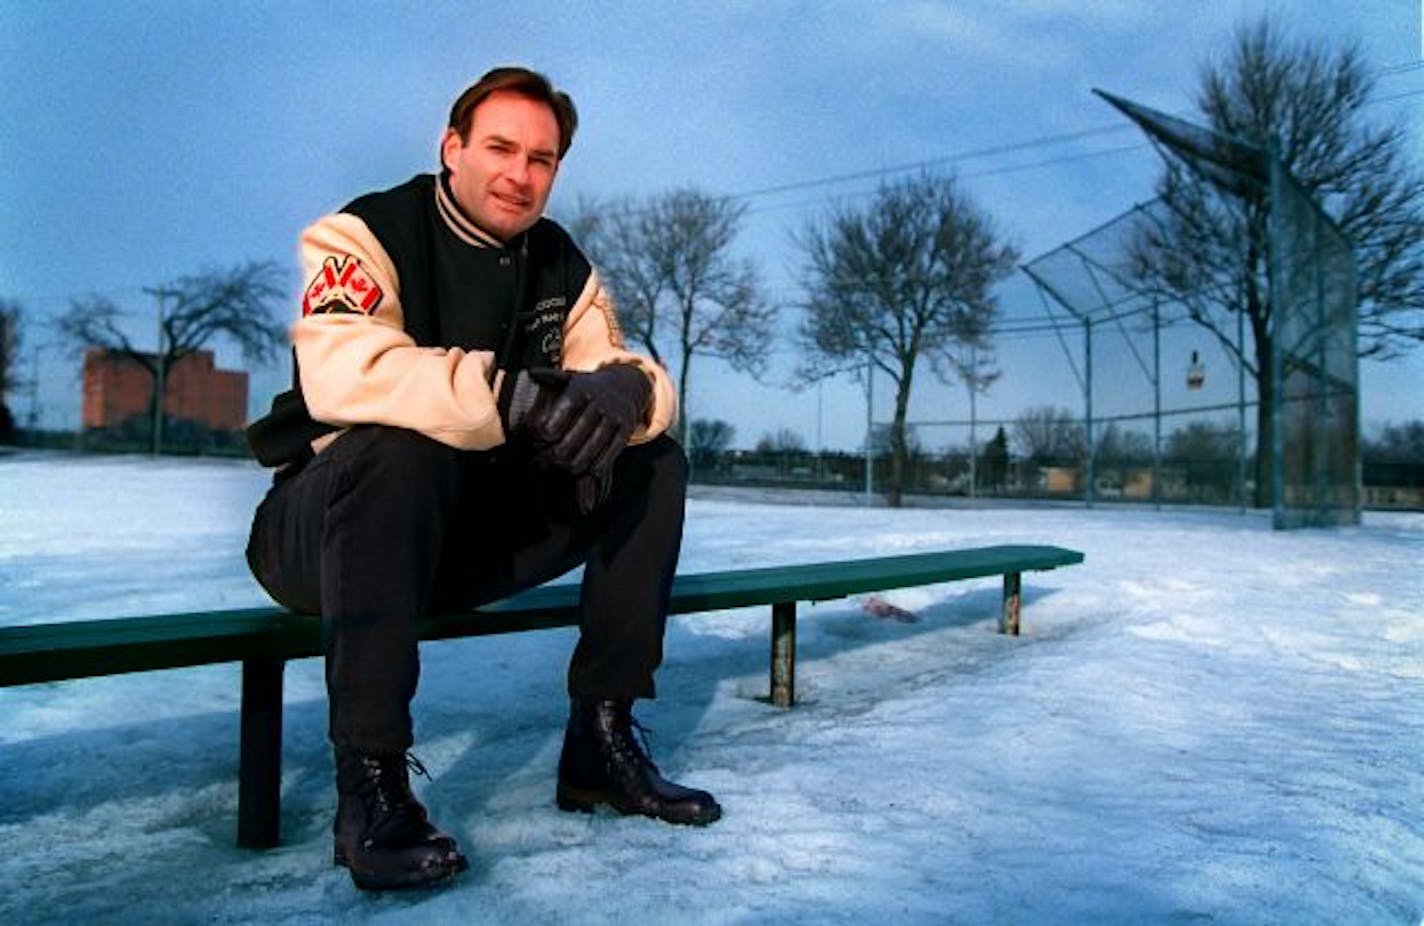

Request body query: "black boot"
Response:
[333, 750, 469, 891]
[556, 698, 722, 826]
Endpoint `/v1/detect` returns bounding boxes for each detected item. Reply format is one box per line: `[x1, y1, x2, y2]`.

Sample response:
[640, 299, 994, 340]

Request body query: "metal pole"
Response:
[28, 346, 41, 431]
[152, 294, 166, 456]
[1313, 218, 1329, 525]
[770, 602, 796, 708]
[1000, 572, 1022, 636]
[1152, 301, 1161, 509]
[864, 354, 873, 505]
[1269, 156, 1285, 527]
[968, 348, 978, 499]
[1084, 318, 1094, 509]
[238, 655, 285, 848]
[1238, 305, 1247, 514]
[816, 379, 823, 481]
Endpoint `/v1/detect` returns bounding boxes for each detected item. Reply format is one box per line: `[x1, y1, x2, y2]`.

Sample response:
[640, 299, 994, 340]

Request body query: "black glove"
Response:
[525, 365, 651, 475]
[522, 365, 651, 513]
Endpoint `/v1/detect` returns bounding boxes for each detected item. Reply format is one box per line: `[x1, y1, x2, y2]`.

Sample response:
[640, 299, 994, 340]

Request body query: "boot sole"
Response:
[556, 784, 722, 827]
[334, 847, 469, 892]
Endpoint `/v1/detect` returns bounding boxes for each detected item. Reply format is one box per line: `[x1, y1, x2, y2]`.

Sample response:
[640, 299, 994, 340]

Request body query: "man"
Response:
[245, 66, 720, 893]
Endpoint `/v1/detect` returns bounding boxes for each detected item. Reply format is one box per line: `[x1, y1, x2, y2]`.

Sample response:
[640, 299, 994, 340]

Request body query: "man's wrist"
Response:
[602, 362, 653, 419]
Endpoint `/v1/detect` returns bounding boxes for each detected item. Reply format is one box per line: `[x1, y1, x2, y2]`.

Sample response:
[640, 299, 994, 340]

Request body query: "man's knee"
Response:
[329, 425, 465, 511]
[614, 434, 687, 508]
[632, 434, 688, 484]
[338, 424, 458, 467]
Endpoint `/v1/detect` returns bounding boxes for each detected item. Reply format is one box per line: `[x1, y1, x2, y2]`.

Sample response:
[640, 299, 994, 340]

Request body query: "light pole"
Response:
[864, 354, 874, 505]
[815, 379, 824, 481]
[968, 345, 978, 499]
[152, 294, 166, 456]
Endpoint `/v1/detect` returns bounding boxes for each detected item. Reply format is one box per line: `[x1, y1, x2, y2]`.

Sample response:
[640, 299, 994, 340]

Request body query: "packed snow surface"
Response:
[1, 452, 1420, 924]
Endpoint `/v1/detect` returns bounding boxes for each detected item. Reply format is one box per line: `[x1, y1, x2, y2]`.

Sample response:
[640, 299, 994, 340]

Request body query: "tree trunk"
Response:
[888, 373, 913, 508]
[1244, 241, 1273, 509]
[678, 346, 692, 450]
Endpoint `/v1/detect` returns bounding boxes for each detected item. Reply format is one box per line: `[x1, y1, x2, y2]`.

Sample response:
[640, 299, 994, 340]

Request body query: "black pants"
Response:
[245, 426, 687, 754]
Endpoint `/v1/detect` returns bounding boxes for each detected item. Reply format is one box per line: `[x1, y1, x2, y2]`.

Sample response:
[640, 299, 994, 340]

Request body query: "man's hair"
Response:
[447, 66, 578, 159]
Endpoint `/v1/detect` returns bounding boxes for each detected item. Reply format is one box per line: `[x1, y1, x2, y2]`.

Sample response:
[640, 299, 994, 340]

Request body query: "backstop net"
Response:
[1096, 90, 1360, 528]
[1270, 164, 1360, 527]
[1020, 198, 1256, 509]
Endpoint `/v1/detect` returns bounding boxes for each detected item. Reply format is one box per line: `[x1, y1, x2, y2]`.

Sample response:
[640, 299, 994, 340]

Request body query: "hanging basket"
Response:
[1186, 351, 1205, 390]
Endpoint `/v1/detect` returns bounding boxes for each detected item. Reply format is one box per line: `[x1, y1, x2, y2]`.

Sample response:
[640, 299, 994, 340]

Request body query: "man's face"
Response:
[442, 90, 561, 242]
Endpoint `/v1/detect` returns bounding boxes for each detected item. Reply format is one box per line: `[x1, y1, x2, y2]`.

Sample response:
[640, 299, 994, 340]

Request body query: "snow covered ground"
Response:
[1, 452, 1421, 925]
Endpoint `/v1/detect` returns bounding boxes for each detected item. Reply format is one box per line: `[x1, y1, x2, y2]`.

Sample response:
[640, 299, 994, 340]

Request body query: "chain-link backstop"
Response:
[1084, 90, 1360, 528]
[1269, 163, 1361, 526]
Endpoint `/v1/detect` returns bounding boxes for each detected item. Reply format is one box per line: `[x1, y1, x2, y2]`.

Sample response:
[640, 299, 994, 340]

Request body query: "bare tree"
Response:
[941, 341, 1000, 401]
[648, 190, 774, 445]
[756, 427, 807, 454]
[1012, 405, 1086, 465]
[688, 417, 736, 467]
[1127, 19, 1424, 504]
[1095, 423, 1154, 466]
[55, 261, 288, 453]
[1363, 420, 1424, 464]
[1165, 421, 1242, 464]
[576, 190, 775, 446]
[942, 341, 1000, 494]
[1163, 420, 1244, 501]
[798, 173, 1017, 506]
[0, 299, 24, 441]
[567, 195, 667, 368]
[758, 426, 811, 477]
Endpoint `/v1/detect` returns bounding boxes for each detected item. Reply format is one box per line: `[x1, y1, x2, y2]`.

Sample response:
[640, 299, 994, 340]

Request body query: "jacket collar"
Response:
[435, 171, 520, 250]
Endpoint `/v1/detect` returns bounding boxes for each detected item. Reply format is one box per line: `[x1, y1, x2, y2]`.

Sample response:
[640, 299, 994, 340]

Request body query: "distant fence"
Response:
[5, 428, 1416, 510]
[689, 446, 1422, 511]
[5, 422, 249, 457]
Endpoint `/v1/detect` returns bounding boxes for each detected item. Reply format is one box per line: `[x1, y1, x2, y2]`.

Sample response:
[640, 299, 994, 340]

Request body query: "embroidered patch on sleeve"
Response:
[302, 255, 384, 316]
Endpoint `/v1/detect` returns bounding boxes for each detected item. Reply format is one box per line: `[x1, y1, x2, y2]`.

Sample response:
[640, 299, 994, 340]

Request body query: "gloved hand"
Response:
[522, 364, 652, 512]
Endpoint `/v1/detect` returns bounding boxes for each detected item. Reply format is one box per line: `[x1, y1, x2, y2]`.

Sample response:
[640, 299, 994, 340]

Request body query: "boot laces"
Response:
[610, 713, 661, 774]
[405, 753, 433, 781]
[356, 752, 433, 845]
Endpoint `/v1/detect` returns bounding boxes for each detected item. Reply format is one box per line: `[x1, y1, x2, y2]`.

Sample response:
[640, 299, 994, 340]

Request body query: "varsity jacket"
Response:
[247, 173, 675, 467]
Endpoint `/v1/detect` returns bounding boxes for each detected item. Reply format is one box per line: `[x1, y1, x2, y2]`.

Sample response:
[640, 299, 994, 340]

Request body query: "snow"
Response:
[1, 451, 1421, 924]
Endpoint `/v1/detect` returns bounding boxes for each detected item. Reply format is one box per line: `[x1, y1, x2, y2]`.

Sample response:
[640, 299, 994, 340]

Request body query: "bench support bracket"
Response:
[238, 654, 285, 849]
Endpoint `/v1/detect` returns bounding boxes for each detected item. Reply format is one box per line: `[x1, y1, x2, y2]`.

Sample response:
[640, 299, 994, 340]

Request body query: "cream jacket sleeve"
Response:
[292, 214, 507, 451]
[560, 269, 678, 444]
[293, 213, 677, 450]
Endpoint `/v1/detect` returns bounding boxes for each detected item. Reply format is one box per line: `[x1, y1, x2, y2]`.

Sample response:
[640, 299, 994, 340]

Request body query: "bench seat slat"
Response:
[658, 544, 1083, 612]
[0, 611, 283, 685]
[1, 545, 1083, 686]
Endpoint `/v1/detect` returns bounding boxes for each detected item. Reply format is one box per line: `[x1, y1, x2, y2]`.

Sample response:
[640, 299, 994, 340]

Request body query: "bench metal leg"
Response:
[1000, 571, 1022, 636]
[771, 601, 796, 708]
[238, 654, 284, 849]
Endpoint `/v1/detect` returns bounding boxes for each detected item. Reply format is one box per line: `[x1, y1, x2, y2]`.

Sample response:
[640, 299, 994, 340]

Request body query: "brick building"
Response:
[82, 348, 248, 433]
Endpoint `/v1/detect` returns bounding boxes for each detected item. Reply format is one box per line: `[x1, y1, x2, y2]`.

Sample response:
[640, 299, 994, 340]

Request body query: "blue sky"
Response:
[2, 1, 1419, 450]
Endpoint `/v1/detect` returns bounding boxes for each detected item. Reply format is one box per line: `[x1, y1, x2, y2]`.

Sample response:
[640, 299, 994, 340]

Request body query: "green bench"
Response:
[0, 544, 1082, 849]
